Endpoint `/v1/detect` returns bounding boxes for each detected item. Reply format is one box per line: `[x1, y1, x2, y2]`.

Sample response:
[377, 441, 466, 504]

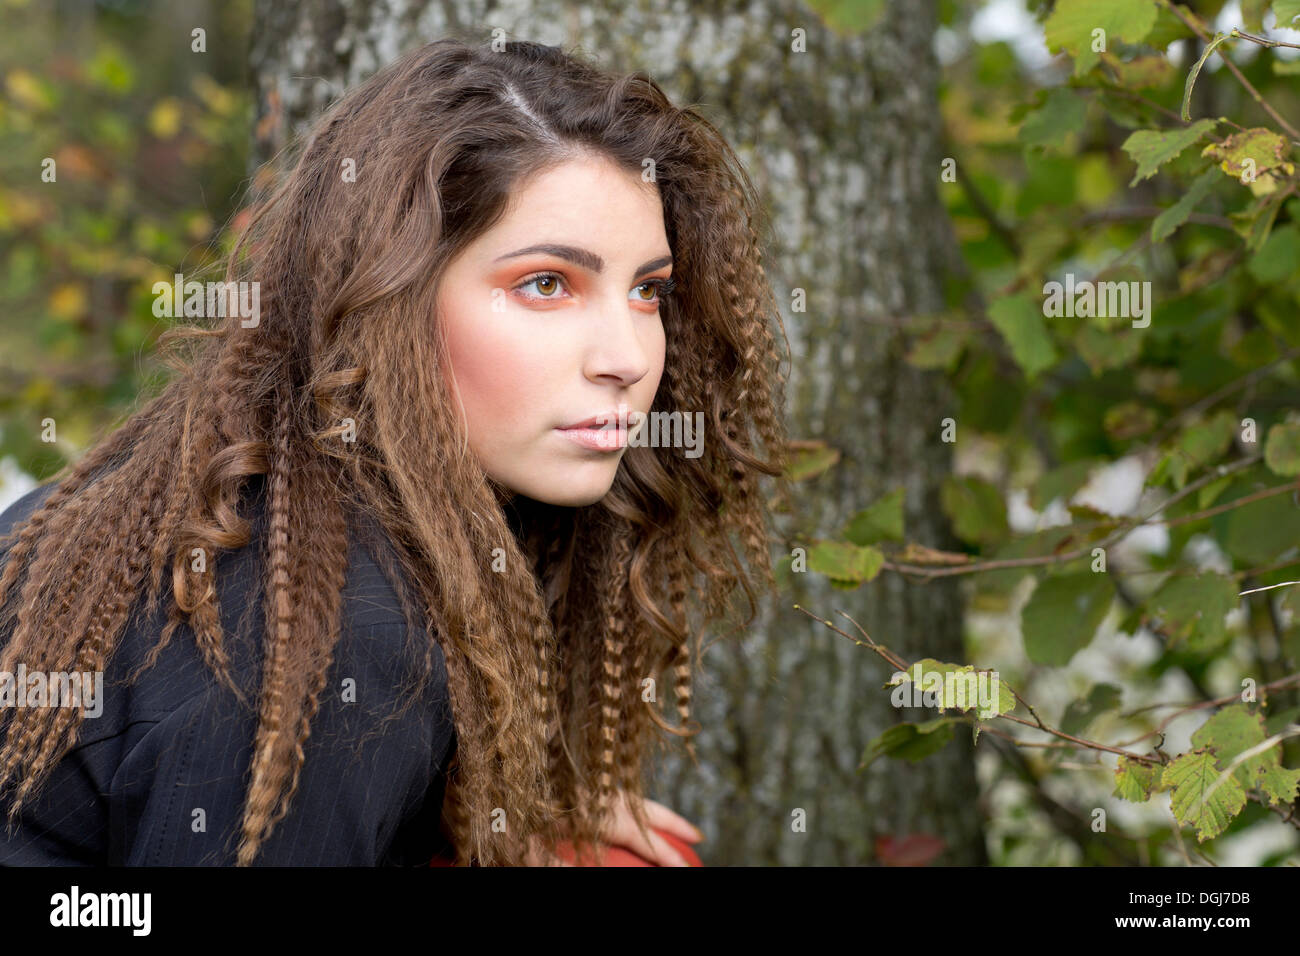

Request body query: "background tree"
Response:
[246, 0, 985, 865]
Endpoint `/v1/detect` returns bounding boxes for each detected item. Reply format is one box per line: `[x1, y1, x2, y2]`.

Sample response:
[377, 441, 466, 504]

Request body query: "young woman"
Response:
[0, 36, 788, 867]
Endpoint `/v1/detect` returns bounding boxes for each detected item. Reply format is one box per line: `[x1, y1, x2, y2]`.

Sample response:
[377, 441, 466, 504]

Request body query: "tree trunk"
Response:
[249, 0, 986, 866]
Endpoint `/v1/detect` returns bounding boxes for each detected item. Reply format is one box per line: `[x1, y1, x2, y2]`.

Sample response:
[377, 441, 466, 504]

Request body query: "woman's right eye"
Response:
[515, 272, 568, 300]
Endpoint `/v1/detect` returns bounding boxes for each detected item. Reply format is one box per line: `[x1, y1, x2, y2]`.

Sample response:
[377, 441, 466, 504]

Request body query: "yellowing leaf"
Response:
[1163, 749, 1246, 842]
[48, 283, 87, 321]
[148, 98, 182, 139]
[1201, 128, 1294, 189]
[1264, 422, 1300, 476]
[1114, 755, 1162, 801]
[5, 68, 50, 110]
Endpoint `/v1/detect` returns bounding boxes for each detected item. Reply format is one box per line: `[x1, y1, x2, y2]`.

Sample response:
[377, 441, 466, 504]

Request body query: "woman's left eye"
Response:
[515, 272, 568, 299]
[632, 277, 677, 303]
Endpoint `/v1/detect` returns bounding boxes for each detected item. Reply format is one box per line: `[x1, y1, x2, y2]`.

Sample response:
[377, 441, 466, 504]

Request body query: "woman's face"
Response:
[437, 153, 669, 507]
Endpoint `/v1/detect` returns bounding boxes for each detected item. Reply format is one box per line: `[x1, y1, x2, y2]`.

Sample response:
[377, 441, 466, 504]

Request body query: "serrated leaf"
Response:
[888, 659, 1015, 717]
[1258, 764, 1300, 806]
[1121, 119, 1217, 186]
[1191, 703, 1271, 787]
[1202, 128, 1295, 194]
[844, 487, 905, 545]
[1114, 755, 1162, 801]
[1164, 749, 1247, 841]
[1044, 0, 1158, 75]
[1021, 572, 1115, 666]
[1264, 422, 1300, 476]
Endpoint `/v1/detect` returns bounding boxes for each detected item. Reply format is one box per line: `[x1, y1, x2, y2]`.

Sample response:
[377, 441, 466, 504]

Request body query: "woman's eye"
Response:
[515, 273, 567, 299]
[632, 277, 677, 303]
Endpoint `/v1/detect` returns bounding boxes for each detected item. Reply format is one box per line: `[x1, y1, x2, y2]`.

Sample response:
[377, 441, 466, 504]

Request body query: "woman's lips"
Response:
[554, 425, 627, 451]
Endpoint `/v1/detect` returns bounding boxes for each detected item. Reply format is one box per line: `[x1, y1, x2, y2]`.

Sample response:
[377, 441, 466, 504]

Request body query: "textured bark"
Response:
[250, 0, 986, 865]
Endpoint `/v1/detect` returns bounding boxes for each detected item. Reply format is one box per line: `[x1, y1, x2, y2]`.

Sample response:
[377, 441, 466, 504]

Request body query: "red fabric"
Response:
[429, 826, 704, 866]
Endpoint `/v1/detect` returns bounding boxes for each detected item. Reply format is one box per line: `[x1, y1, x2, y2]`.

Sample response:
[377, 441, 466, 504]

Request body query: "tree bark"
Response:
[250, 0, 986, 865]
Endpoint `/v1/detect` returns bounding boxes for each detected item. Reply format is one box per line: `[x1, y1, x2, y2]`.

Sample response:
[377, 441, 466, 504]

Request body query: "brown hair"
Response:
[0, 36, 788, 866]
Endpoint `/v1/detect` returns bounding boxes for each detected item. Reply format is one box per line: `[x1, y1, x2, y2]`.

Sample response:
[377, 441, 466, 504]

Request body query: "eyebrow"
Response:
[494, 243, 672, 277]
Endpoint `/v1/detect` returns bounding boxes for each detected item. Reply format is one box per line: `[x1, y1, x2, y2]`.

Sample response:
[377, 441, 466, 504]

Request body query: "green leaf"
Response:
[1191, 703, 1270, 788]
[1241, 0, 1269, 32]
[1019, 87, 1088, 152]
[1021, 572, 1115, 666]
[1121, 119, 1218, 186]
[860, 718, 957, 768]
[806, 540, 884, 586]
[1182, 33, 1230, 121]
[1249, 224, 1300, 284]
[1151, 167, 1220, 242]
[905, 319, 971, 371]
[1146, 573, 1238, 651]
[1062, 683, 1122, 737]
[843, 487, 905, 545]
[1147, 410, 1236, 490]
[1043, 0, 1158, 75]
[1111, 54, 1175, 90]
[786, 441, 840, 481]
[1217, 478, 1300, 565]
[1258, 764, 1300, 806]
[1264, 422, 1300, 476]
[988, 293, 1058, 379]
[808, 0, 888, 34]
[1164, 749, 1247, 841]
[1114, 755, 1163, 802]
[940, 474, 1010, 547]
[887, 658, 1016, 717]
[1030, 458, 1101, 510]
[1145, 4, 1198, 49]
[1276, 0, 1300, 28]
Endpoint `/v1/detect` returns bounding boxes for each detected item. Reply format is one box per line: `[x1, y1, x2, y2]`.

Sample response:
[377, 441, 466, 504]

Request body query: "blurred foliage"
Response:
[791, 0, 1300, 865]
[0, 0, 251, 480]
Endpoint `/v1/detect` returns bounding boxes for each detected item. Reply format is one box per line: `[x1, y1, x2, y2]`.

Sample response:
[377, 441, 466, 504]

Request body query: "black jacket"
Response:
[0, 472, 456, 866]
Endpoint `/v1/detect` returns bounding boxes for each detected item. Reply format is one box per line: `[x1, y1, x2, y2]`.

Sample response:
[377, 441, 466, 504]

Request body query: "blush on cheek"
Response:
[442, 294, 555, 439]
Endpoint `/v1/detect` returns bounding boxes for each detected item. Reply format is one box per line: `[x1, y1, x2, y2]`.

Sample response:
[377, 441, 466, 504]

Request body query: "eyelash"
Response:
[513, 272, 678, 304]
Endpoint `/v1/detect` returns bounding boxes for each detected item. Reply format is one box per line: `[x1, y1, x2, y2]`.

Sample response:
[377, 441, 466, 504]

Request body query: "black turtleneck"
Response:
[0, 475, 455, 866]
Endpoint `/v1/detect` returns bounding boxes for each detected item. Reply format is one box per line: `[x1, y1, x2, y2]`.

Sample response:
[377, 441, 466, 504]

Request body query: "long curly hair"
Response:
[0, 36, 788, 866]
